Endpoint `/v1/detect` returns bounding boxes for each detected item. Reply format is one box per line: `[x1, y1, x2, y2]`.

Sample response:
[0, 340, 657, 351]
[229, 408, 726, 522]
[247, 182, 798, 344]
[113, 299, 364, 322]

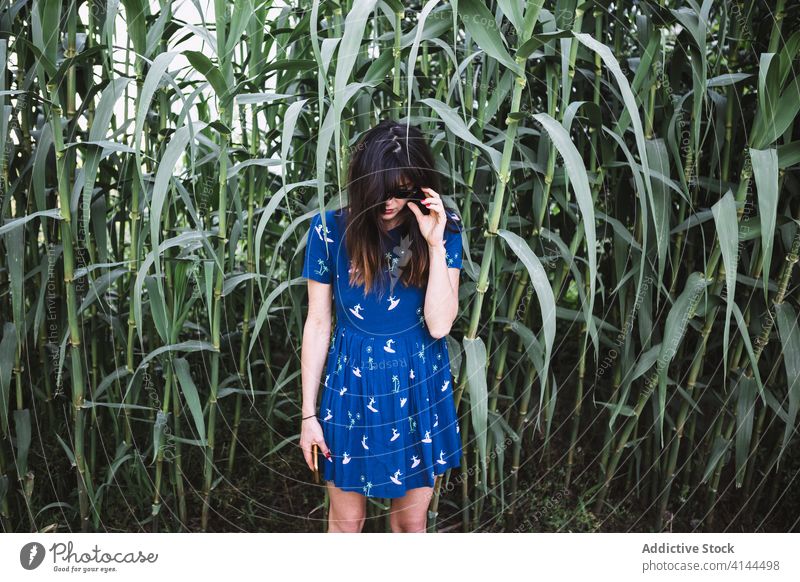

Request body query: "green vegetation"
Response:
[0, 0, 798, 532]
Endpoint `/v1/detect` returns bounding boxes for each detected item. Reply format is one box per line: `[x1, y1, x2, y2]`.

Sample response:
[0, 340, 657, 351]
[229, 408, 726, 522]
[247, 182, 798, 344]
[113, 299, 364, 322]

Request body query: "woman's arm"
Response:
[407, 187, 461, 339]
[424, 245, 460, 338]
[301, 280, 333, 417]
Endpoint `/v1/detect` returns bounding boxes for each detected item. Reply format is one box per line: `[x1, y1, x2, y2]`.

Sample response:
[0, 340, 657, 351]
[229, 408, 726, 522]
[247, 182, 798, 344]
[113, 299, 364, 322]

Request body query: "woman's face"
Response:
[381, 178, 413, 223]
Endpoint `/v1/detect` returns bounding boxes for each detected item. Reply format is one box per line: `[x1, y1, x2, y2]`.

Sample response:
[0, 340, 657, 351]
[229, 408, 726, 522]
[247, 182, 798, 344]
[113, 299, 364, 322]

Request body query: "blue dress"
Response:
[301, 207, 464, 498]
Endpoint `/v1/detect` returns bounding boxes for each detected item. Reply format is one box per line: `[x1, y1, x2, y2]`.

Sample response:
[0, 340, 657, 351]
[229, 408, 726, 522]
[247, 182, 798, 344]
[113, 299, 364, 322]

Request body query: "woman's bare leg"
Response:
[326, 481, 367, 533]
[389, 480, 436, 532]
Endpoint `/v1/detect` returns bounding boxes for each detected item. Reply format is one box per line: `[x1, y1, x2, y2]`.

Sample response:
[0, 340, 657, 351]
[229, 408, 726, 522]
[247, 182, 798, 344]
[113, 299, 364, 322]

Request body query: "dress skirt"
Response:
[318, 320, 462, 498]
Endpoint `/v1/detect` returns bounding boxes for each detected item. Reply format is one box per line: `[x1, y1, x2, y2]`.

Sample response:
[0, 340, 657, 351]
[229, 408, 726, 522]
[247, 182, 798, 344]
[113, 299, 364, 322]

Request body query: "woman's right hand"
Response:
[300, 416, 331, 471]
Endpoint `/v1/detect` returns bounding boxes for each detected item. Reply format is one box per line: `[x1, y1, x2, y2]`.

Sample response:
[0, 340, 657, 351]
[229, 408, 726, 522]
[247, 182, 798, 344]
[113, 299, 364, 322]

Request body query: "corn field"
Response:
[0, 0, 799, 533]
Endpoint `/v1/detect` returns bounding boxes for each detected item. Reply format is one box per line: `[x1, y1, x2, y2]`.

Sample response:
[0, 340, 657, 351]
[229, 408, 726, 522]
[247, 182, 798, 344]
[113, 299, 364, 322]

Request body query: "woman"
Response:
[299, 119, 464, 533]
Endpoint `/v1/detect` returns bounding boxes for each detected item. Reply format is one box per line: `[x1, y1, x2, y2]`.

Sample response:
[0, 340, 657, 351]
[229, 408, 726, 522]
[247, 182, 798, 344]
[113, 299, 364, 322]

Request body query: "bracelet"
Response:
[302, 414, 317, 421]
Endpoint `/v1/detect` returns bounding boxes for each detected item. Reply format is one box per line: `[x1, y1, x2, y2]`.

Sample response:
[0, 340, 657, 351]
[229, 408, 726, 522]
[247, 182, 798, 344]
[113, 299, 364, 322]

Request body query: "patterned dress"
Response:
[301, 207, 464, 498]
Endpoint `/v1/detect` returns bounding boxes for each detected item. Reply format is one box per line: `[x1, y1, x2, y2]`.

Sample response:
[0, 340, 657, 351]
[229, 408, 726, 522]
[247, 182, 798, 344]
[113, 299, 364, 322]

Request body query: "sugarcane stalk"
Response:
[48, 87, 92, 531]
[125, 67, 147, 445]
[705, 227, 799, 526]
[654, 264, 725, 530]
[642, 146, 753, 525]
[202, 114, 230, 531]
[391, 6, 402, 118]
[508, 369, 536, 522]
[564, 10, 604, 475]
[152, 359, 173, 531]
[228, 101, 259, 476]
[461, 4, 543, 511]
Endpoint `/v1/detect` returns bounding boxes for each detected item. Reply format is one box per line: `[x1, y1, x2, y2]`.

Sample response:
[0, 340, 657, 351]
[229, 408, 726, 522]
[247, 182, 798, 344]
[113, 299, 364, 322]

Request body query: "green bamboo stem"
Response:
[704, 228, 799, 527]
[48, 87, 92, 531]
[594, 247, 719, 514]
[508, 370, 536, 523]
[626, 152, 752, 523]
[767, 0, 786, 54]
[172, 362, 187, 528]
[125, 72, 146, 445]
[391, 6, 402, 119]
[201, 95, 233, 530]
[654, 262, 725, 529]
[228, 101, 260, 476]
[460, 6, 543, 511]
[563, 15, 604, 475]
[152, 362, 173, 530]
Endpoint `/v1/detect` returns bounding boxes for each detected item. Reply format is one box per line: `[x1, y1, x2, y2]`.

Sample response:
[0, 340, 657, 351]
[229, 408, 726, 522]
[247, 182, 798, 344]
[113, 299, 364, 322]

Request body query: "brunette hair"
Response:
[344, 119, 459, 296]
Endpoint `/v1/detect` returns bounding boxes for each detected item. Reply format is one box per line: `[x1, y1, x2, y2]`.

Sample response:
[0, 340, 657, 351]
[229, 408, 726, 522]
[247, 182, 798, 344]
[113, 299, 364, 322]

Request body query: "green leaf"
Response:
[0, 322, 17, 436]
[94, 366, 131, 402]
[497, 229, 555, 396]
[150, 119, 208, 261]
[421, 98, 503, 173]
[656, 272, 710, 447]
[734, 375, 757, 488]
[730, 302, 764, 401]
[173, 358, 206, 443]
[574, 31, 656, 321]
[458, 0, 522, 74]
[248, 278, 307, 359]
[532, 112, 598, 359]
[144, 275, 170, 344]
[13, 409, 31, 478]
[5, 227, 24, 328]
[463, 336, 489, 494]
[711, 189, 738, 384]
[224, 0, 255, 59]
[702, 435, 730, 484]
[775, 303, 800, 465]
[0, 209, 62, 236]
[645, 138, 671, 285]
[133, 51, 177, 198]
[184, 50, 229, 101]
[134, 231, 216, 349]
[749, 148, 779, 299]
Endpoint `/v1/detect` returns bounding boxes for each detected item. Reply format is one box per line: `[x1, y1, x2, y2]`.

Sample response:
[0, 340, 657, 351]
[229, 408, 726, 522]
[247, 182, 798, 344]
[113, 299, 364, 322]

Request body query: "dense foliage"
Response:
[0, 0, 798, 532]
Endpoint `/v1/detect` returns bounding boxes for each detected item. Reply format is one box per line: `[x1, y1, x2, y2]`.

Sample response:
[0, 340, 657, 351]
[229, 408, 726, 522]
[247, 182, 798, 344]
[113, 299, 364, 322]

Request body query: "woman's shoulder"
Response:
[311, 207, 341, 221]
[444, 208, 463, 235]
[310, 207, 346, 233]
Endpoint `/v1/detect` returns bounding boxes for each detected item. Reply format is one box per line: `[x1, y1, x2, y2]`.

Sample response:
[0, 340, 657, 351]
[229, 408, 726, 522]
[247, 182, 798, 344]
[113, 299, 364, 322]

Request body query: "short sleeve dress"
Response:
[301, 207, 464, 498]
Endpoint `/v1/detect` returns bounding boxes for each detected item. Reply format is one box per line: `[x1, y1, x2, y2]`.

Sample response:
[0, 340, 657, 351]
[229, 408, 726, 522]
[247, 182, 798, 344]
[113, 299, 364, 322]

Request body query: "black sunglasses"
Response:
[388, 185, 425, 201]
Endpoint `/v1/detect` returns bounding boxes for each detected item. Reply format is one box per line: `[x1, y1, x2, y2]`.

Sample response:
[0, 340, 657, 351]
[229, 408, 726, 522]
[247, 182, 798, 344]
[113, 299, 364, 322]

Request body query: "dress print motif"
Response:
[301, 207, 464, 498]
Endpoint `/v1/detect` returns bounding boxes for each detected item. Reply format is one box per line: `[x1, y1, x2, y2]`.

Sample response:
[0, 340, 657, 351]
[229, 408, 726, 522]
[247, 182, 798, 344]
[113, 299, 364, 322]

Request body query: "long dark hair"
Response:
[344, 119, 459, 296]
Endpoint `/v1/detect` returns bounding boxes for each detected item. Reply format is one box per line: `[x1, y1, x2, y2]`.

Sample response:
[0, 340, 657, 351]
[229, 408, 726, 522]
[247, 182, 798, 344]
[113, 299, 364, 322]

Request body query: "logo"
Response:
[20, 542, 46, 570]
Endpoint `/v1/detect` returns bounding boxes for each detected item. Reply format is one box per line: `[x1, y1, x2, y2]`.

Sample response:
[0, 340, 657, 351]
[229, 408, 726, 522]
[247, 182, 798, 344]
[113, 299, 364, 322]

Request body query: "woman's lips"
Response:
[383, 208, 395, 214]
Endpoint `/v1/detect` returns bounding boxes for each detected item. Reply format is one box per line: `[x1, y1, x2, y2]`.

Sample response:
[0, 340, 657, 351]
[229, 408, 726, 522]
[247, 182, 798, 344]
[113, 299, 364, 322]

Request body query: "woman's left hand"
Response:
[407, 187, 446, 248]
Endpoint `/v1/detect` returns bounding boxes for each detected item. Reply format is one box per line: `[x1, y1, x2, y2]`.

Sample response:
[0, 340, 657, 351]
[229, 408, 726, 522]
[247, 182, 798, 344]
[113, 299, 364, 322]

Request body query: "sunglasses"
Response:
[388, 185, 425, 201]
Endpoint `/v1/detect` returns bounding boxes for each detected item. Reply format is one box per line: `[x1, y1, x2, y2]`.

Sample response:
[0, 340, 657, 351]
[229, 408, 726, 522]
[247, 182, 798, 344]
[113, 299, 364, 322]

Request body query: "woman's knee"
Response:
[327, 484, 367, 532]
[327, 511, 365, 532]
[390, 515, 427, 533]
